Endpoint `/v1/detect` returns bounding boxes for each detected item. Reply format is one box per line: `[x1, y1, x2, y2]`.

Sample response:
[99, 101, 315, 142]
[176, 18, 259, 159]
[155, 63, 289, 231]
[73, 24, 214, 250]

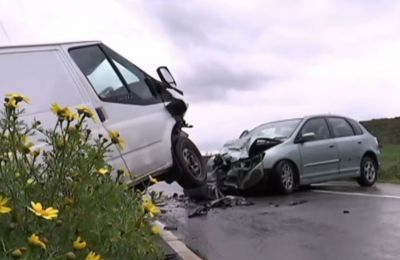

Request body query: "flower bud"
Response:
[66, 252, 76, 259]
[11, 249, 23, 258]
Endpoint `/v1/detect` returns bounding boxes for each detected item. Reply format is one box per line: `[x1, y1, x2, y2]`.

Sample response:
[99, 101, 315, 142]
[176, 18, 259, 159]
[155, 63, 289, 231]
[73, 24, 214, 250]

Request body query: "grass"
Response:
[378, 144, 400, 183]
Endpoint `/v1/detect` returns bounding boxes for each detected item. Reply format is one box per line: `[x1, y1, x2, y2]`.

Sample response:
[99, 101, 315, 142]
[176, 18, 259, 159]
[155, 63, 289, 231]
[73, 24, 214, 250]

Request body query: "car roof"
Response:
[303, 114, 356, 121]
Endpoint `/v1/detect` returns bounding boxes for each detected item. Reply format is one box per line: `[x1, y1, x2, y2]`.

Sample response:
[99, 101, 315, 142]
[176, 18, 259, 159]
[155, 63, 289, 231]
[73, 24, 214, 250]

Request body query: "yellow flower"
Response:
[51, 103, 78, 121]
[5, 98, 17, 109]
[142, 198, 160, 218]
[0, 196, 12, 214]
[73, 236, 87, 250]
[6, 93, 31, 104]
[5, 93, 30, 109]
[117, 167, 130, 177]
[108, 130, 125, 150]
[28, 234, 46, 249]
[31, 149, 41, 157]
[21, 136, 35, 154]
[151, 225, 161, 235]
[77, 106, 96, 120]
[51, 103, 63, 116]
[85, 251, 102, 260]
[149, 175, 159, 184]
[28, 202, 58, 220]
[97, 167, 109, 176]
[63, 107, 78, 121]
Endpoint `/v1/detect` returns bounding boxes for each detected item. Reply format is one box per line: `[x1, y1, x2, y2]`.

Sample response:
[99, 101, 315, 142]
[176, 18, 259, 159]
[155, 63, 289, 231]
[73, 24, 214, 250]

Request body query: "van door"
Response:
[68, 44, 175, 176]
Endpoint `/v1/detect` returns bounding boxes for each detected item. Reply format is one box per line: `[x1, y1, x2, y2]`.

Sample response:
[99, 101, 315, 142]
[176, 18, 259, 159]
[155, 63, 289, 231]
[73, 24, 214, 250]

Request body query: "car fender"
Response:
[262, 143, 302, 174]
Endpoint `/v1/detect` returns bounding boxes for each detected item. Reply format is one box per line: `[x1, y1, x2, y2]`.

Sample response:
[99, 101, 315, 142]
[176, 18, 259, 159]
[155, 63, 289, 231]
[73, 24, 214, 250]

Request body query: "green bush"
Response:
[0, 94, 163, 259]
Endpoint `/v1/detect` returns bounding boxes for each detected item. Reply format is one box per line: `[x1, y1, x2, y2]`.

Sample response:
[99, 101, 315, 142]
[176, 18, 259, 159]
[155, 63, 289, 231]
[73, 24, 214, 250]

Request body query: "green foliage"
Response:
[361, 117, 400, 183]
[0, 97, 163, 259]
[361, 117, 400, 145]
[378, 144, 400, 183]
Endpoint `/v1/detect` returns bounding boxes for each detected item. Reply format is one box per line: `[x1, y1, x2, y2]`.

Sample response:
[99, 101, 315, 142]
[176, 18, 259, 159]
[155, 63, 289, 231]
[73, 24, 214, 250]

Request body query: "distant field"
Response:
[379, 144, 400, 183]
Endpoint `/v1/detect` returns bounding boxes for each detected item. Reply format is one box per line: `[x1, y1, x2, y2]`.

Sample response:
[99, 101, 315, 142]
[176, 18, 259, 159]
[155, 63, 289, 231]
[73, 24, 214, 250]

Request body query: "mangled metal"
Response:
[186, 119, 302, 197]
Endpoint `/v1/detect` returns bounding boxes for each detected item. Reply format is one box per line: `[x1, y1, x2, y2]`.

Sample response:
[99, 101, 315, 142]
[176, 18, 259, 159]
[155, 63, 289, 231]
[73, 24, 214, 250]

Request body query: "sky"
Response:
[0, 0, 399, 151]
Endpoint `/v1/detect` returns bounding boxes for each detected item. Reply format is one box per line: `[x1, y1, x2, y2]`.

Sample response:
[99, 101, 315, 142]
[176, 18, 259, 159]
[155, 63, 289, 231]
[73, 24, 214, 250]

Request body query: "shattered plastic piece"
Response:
[188, 206, 209, 218]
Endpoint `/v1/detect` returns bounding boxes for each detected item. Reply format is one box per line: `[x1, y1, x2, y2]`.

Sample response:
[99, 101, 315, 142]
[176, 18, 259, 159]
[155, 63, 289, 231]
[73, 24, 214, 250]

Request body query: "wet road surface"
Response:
[153, 182, 400, 260]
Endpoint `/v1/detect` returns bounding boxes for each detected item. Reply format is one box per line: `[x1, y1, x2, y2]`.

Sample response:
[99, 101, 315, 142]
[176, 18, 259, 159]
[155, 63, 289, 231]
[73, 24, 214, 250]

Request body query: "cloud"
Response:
[1, 0, 399, 152]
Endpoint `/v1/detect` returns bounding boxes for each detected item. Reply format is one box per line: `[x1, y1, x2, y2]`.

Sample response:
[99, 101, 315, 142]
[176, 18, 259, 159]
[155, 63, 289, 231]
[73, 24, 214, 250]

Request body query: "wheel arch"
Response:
[273, 158, 301, 185]
[362, 151, 379, 170]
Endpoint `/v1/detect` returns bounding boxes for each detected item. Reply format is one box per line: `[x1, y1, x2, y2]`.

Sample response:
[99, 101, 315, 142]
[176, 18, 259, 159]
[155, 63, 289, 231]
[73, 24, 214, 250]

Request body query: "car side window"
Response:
[70, 45, 128, 100]
[347, 119, 364, 135]
[300, 118, 330, 140]
[327, 117, 355, 137]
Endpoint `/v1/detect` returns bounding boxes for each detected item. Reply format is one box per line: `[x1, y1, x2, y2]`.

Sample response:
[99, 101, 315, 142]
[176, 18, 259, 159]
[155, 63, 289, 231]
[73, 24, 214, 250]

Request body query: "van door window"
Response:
[70, 45, 162, 105]
[69, 46, 128, 100]
[101, 45, 160, 103]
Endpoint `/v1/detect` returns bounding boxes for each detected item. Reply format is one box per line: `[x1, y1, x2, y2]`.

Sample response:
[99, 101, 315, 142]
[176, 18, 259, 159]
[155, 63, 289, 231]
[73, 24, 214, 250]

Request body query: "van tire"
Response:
[172, 136, 206, 189]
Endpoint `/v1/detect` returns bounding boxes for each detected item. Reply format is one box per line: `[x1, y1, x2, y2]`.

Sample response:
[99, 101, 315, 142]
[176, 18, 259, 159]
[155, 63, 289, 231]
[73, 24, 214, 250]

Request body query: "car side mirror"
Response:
[157, 66, 177, 88]
[295, 132, 316, 143]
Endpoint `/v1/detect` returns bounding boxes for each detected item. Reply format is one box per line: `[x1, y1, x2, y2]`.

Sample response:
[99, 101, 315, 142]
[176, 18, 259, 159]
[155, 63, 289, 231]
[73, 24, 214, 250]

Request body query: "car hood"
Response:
[220, 135, 282, 161]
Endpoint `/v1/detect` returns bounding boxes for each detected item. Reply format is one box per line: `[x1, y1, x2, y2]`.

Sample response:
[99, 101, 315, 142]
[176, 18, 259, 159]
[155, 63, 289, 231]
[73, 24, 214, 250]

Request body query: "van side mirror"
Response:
[157, 66, 177, 88]
[295, 132, 316, 143]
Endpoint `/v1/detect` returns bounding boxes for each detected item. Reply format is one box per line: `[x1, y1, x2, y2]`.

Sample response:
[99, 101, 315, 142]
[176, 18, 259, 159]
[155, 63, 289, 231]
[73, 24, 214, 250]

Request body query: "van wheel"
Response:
[274, 160, 296, 194]
[173, 136, 206, 189]
[357, 156, 377, 187]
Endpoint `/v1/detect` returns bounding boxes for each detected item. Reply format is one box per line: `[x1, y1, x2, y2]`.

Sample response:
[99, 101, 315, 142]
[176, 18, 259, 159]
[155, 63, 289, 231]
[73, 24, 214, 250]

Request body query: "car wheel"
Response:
[274, 160, 296, 194]
[173, 136, 207, 189]
[357, 156, 377, 187]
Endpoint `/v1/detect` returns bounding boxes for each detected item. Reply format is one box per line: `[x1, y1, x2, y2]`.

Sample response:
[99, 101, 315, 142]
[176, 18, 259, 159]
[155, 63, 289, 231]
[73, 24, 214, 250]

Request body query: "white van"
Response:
[0, 41, 206, 189]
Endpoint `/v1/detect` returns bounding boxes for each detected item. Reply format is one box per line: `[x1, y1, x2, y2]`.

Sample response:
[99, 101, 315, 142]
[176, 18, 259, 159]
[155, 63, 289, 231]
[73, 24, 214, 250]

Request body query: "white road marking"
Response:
[312, 190, 400, 200]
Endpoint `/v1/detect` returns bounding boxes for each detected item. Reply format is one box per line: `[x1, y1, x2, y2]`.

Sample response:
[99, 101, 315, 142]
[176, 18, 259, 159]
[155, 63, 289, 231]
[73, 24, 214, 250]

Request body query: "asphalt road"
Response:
[153, 181, 400, 260]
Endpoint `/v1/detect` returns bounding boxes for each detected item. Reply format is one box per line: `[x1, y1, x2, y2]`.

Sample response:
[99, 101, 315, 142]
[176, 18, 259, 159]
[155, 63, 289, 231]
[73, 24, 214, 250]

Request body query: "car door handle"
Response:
[95, 107, 106, 122]
[329, 145, 335, 148]
[358, 141, 362, 144]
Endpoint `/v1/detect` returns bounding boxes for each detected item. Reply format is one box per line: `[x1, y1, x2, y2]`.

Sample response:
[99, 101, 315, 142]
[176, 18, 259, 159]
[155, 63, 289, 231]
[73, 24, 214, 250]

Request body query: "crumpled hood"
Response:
[220, 135, 282, 162]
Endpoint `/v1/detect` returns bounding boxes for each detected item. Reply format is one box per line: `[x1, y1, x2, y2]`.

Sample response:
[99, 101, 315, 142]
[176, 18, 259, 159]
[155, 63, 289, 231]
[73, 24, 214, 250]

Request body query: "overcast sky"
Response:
[0, 0, 399, 151]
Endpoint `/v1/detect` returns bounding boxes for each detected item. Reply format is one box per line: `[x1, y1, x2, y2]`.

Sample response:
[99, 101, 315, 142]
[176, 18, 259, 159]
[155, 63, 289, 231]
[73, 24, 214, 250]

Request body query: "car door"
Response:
[69, 44, 175, 176]
[326, 117, 362, 174]
[297, 117, 340, 178]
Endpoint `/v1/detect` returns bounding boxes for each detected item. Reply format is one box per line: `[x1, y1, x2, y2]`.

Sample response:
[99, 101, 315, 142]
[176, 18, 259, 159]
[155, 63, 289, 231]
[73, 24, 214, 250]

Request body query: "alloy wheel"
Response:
[281, 164, 294, 191]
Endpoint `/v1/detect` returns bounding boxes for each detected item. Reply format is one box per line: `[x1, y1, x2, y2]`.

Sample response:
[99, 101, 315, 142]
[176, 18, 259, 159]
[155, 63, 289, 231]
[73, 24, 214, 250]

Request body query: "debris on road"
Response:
[343, 210, 350, 214]
[188, 195, 254, 218]
[288, 200, 308, 206]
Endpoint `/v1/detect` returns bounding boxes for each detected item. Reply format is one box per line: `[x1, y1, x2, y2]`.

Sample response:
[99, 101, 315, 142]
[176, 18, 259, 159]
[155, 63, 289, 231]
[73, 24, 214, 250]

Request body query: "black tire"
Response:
[172, 136, 206, 189]
[357, 156, 377, 187]
[274, 160, 296, 194]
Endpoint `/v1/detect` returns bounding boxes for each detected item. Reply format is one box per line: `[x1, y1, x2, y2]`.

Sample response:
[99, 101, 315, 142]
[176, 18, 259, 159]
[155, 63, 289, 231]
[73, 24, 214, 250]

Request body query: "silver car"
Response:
[211, 115, 380, 194]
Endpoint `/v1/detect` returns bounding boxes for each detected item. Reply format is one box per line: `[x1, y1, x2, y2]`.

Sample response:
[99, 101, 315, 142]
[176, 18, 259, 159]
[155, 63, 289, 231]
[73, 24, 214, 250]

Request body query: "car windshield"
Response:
[247, 119, 302, 140]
